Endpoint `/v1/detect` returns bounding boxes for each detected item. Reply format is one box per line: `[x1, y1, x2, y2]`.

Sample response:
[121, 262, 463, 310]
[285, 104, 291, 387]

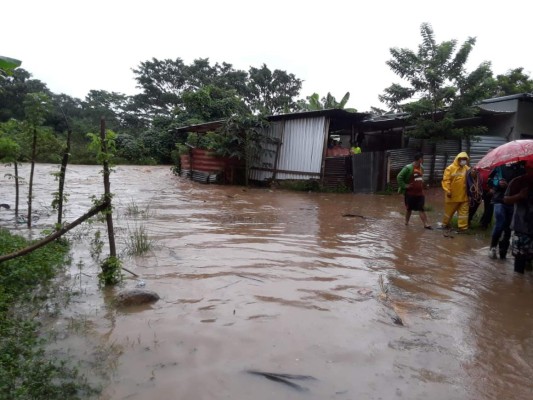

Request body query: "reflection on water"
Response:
[1, 164, 532, 400]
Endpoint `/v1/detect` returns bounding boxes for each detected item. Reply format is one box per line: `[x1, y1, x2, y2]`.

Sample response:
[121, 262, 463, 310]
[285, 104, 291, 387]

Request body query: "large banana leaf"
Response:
[0, 56, 22, 74]
[338, 91, 350, 108]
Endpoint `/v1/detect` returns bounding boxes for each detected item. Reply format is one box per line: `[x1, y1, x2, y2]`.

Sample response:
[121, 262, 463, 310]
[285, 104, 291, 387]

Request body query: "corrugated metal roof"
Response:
[175, 109, 369, 134]
[480, 93, 533, 104]
[268, 108, 369, 122]
[175, 120, 225, 133]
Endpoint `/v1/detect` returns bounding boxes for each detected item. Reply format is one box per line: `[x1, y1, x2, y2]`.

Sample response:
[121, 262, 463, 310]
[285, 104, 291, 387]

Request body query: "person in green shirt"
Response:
[397, 152, 432, 229]
[350, 142, 361, 155]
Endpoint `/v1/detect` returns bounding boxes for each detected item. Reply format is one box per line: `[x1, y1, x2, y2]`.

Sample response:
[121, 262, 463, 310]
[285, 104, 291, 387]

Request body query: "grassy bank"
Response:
[0, 228, 97, 400]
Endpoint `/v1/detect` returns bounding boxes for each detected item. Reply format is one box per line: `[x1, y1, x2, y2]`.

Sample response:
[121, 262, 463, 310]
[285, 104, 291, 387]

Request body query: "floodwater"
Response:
[1, 164, 533, 400]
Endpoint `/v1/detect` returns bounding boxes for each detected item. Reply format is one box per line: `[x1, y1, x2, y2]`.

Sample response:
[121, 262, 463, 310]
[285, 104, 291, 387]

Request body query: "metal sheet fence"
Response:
[351, 152, 386, 193]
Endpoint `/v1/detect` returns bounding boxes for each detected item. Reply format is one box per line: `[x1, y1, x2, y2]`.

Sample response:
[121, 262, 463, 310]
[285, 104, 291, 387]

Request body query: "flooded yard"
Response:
[1, 164, 532, 400]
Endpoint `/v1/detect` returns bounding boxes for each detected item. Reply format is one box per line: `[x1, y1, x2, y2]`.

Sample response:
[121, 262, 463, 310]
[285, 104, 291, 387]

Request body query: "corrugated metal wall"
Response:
[386, 139, 462, 190]
[323, 157, 351, 190]
[386, 136, 508, 190]
[351, 152, 386, 193]
[179, 149, 243, 184]
[463, 135, 506, 167]
[516, 101, 533, 139]
[250, 116, 328, 182]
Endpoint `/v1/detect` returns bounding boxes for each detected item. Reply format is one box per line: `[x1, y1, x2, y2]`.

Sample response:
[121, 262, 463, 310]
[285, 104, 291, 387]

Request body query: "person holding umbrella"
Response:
[504, 161, 533, 273]
[487, 162, 525, 259]
[441, 152, 470, 231]
[475, 139, 533, 266]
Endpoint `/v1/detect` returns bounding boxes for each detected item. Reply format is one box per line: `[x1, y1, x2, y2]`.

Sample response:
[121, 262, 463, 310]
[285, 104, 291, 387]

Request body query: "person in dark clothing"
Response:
[467, 168, 483, 225]
[488, 162, 525, 259]
[468, 168, 493, 229]
[504, 161, 533, 273]
[479, 189, 494, 229]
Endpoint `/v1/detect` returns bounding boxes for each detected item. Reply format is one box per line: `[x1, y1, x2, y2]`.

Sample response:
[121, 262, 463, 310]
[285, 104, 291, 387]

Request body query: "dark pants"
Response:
[479, 191, 494, 228]
[490, 203, 514, 257]
[515, 257, 527, 274]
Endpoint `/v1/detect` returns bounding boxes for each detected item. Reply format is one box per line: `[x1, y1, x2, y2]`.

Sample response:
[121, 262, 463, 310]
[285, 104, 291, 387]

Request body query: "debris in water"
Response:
[246, 370, 317, 392]
[342, 213, 365, 219]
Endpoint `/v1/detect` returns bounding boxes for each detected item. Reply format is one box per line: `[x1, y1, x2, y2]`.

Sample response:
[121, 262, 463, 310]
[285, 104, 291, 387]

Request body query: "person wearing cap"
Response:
[441, 152, 470, 231]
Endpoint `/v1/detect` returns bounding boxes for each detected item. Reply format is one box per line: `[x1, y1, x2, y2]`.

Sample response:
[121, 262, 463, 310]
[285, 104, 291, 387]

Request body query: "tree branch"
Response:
[0, 201, 110, 263]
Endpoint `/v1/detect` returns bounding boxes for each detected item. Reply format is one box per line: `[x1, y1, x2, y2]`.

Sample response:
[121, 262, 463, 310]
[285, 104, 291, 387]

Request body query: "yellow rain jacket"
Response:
[442, 152, 470, 203]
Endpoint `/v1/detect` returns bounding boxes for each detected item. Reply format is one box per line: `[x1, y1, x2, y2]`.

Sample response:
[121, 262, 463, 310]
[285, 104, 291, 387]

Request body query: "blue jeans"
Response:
[490, 203, 514, 256]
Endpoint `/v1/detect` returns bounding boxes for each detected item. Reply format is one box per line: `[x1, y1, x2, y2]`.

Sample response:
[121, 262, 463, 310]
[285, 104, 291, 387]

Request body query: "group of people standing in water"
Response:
[397, 151, 533, 274]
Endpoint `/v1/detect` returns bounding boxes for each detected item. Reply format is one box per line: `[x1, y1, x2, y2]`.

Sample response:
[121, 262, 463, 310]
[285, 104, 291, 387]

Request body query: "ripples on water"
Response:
[1, 164, 532, 400]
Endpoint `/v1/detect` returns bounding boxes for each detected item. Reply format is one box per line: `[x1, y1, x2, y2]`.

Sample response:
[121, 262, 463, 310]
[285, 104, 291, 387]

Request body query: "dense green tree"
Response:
[131, 57, 253, 119]
[246, 64, 302, 114]
[81, 90, 130, 131]
[47, 93, 84, 134]
[185, 58, 248, 96]
[380, 23, 493, 139]
[132, 57, 187, 116]
[181, 84, 248, 122]
[493, 67, 533, 96]
[0, 68, 49, 122]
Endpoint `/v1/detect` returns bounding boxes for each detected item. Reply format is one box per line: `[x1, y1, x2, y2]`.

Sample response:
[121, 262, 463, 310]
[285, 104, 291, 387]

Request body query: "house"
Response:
[174, 93, 533, 192]
[363, 93, 533, 190]
[176, 109, 373, 189]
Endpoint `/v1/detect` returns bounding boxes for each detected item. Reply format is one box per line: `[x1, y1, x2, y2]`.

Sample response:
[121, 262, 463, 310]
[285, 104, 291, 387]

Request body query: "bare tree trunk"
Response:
[27, 128, 37, 229]
[244, 131, 250, 187]
[57, 129, 71, 226]
[14, 161, 19, 221]
[100, 118, 116, 258]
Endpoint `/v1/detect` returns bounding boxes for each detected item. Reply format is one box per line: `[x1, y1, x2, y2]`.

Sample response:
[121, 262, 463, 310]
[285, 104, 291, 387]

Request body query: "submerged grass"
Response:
[0, 228, 99, 399]
[125, 224, 153, 256]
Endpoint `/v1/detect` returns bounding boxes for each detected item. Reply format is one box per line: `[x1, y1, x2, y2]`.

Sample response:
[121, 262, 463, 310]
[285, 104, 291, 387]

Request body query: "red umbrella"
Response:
[475, 139, 533, 169]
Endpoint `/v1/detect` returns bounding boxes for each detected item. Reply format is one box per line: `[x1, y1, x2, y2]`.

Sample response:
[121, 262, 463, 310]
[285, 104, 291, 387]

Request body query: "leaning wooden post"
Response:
[100, 118, 117, 259]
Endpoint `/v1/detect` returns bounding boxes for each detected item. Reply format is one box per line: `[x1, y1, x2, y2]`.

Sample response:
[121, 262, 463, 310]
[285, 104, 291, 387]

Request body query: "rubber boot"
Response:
[514, 257, 526, 274]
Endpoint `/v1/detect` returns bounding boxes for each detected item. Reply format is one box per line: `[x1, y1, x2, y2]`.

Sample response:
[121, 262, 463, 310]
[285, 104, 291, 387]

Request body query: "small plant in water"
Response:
[125, 200, 140, 216]
[124, 199, 153, 219]
[98, 256, 123, 286]
[125, 224, 153, 256]
[90, 230, 104, 261]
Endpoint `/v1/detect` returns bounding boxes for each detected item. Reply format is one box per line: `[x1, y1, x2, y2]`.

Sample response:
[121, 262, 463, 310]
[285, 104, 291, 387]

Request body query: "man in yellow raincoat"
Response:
[441, 152, 470, 231]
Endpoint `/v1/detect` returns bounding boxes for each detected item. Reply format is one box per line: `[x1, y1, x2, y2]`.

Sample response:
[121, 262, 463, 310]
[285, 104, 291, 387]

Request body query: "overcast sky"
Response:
[4, 0, 533, 112]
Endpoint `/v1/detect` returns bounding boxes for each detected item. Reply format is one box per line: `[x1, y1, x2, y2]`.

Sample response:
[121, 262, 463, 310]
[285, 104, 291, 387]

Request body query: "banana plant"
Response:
[300, 91, 354, 111]
[0, 55, 22, 76]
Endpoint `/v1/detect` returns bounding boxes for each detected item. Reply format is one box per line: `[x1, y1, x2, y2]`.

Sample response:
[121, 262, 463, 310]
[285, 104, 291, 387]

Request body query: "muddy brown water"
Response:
[1, 164, 533, 400]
